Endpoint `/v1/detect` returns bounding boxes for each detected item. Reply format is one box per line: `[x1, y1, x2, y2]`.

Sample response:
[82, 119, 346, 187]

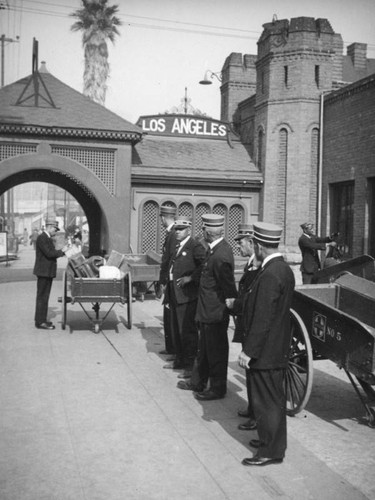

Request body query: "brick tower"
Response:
[253, 17, 344, 250]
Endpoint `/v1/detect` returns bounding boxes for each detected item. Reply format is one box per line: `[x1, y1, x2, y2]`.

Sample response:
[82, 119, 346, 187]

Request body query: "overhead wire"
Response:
[3, 0, 375, 51]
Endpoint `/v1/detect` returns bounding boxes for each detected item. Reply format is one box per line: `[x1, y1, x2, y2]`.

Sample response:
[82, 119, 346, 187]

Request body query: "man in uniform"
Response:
[33, 216, 68, 330]
[226, 223, 259, 430]
[163, 217, 206, 376]
[158, 205, 177, 356]
[185, 213, 238, 400]
[239, 222, 295, 466]
[298, 222, 337, 284]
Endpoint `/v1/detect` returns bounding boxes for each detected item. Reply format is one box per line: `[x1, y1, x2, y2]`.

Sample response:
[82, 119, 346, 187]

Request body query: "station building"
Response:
[0, 16, 374, 259]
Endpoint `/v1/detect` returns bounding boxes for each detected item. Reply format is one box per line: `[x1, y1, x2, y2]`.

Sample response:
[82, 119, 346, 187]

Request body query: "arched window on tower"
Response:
[276, 128, 288, 242]
[257, 129, 264, 171]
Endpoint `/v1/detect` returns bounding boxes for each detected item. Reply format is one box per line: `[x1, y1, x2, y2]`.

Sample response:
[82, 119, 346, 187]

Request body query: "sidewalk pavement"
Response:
[0, 247, 374, 499]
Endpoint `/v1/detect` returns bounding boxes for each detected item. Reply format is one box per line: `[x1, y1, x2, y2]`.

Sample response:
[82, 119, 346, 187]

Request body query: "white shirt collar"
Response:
[177, 235, 190, 251]
[209, 237, 223, 250]
[262, 252, 283, 268]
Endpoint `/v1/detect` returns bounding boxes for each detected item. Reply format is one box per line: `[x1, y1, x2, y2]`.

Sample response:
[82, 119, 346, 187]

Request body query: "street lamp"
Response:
[199, 70, 222, 85]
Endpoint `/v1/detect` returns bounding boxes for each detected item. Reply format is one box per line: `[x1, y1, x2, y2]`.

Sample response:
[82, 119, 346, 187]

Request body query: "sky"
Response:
[1, 0, 375, 124]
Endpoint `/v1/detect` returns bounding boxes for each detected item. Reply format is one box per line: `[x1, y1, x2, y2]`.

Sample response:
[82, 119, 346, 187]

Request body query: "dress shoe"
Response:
[238, 419, 257, 431]
[177, 370, 192, 379]
[194, 390, 225, 401]
[177, 380, 203, 392]
[241, 456, 283, 467]
[249, 439, 260, 448]
[163, 362, 183, 370]
[35, 322, 55, 330]
[237, 408, 251, 418]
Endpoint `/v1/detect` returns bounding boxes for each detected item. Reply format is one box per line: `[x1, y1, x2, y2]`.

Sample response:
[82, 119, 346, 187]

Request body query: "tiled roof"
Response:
[0, 69, 142, 141]
[133, 135, 261, 184]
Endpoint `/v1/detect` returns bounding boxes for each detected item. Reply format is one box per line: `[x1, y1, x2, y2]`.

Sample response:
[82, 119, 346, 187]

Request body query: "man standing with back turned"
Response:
[240, 222, 295, 466]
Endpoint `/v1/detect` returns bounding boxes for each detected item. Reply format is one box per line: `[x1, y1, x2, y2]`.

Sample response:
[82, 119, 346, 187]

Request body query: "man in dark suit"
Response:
[240, 222, 295, 467]
[163, 217, 206, 377]
[33, 216, 68, 330]
[298, 222, 336, 284]
[187, 213, 238, 401]
[158, 205, 177, 356]
[226, 223, 260, 430]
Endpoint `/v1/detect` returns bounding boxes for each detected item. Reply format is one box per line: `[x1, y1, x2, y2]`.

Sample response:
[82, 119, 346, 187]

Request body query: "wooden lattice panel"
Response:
[51, 145, 115, 194]
[142, 201, 158, 253]
[0, 143, 37, 161]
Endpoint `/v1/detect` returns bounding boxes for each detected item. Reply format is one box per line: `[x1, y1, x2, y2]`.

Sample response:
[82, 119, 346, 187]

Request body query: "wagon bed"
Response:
[60, 270, 132, 333]
[287, 260, 375, 427]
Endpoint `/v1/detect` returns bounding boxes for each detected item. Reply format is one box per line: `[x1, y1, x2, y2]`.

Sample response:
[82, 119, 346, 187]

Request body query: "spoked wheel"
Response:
[286, 309, 314, 415]
[61, 271, 68, 330]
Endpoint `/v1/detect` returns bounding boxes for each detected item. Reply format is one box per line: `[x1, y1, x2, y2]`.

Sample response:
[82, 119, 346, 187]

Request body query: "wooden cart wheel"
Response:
[61, 270, 68, 330]
[286, 308, 314, 415]
[126, 272, 132, 329]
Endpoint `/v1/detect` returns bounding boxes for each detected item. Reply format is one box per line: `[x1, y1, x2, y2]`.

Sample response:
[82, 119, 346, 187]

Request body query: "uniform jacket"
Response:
[195, 238, 237, 324]
[232, 257, 260, 316]
[231, 259, 260, 343]
[168, 236, 206, 304]
[298, 233, 331, 274]
[242, 256, 295, 369]
[33, 232, 65, 278]
[159, 228, 177, 286]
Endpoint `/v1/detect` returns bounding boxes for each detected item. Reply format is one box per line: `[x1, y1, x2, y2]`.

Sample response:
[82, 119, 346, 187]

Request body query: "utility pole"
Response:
[1, 34, 20, 87]
[0, 33, 19, 235]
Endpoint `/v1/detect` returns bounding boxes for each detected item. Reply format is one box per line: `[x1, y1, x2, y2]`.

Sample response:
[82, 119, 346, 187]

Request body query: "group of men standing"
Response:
[158, 205, 296, 467]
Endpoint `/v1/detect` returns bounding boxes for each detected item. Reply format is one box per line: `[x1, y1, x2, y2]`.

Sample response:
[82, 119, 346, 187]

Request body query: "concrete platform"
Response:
[0, 246, 374, 499]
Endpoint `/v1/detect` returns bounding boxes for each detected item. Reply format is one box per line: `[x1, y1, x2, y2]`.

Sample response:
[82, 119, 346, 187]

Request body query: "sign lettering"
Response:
[137, 115, 228, 139]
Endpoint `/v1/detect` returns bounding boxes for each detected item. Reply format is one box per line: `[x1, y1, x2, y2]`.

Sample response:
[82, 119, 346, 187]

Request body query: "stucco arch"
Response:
[0, 152, 126, 255]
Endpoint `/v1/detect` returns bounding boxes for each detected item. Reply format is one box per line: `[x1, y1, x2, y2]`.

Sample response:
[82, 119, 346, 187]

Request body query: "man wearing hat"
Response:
[226, 223, 260, 430]
[239, 222, 295, 466]
[163, 217, 206, 376]
[158, 204, 178, 356]
[33, 216, 68, 330]
[298, 222, 338, 284]
[180, 213, 237, 400]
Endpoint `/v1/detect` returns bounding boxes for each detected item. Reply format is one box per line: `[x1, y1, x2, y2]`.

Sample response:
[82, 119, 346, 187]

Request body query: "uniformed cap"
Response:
[202, 214, 224, 228]
[45, 216, 59, 229]
[300, 222, 314, 230]
[174, 217, 192, 229]
[253, 222, 282, 245]
[160, 205, 177, 216]
[234, 223, 254, 241]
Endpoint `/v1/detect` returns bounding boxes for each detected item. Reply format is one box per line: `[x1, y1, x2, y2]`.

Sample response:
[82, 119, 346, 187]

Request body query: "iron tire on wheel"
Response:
[286, 308, 314, 415]
[61, 271, 68, 330]
[126, 272, 132, 329]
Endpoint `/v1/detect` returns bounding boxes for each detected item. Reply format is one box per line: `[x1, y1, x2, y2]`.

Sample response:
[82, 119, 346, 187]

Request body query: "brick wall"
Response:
[321, 74, 375, 256]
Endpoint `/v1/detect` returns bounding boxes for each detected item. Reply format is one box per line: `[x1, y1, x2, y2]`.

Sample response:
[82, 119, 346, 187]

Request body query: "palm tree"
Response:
[70, 0, 122, 106]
